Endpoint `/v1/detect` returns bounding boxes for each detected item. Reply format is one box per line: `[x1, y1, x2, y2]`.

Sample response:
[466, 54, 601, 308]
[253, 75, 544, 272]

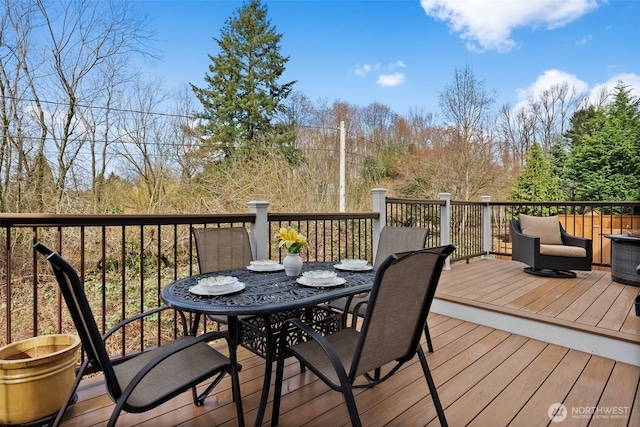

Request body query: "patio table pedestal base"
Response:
[238, 306, 343, 427]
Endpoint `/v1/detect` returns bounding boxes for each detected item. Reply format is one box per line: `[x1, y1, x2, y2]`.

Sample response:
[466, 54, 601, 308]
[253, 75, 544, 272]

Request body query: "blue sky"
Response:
[135, 0, 640, 118]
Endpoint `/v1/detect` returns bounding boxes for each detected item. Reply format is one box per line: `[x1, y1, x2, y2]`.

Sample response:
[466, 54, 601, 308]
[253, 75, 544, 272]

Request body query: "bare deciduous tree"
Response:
[498, 104, 536, 168]
[0, 0, 152, 213]
[437, 65, 499, 200]
[169, 85, 205, 185]
[497, 82, 585, 181]
[114, 78, 175, 213]
[528, 82, 583, 150]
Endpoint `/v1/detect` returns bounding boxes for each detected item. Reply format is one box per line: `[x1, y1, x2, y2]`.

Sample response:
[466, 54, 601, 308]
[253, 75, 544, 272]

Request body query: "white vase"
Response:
[283, 253, 303, 277]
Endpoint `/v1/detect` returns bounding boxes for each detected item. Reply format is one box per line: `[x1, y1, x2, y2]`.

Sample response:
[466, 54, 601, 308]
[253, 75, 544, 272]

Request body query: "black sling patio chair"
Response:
[34, 242, 244, 427]
[192, 226, 254, 328]
[329, 226, 437, 351]
[272, 245, 455, 427]
[192, 226, 253, 274]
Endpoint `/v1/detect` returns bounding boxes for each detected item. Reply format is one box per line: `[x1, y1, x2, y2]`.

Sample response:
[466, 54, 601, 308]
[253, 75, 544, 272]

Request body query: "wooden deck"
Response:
[58, 259, 640, 427]
[434, 258, 640, 366]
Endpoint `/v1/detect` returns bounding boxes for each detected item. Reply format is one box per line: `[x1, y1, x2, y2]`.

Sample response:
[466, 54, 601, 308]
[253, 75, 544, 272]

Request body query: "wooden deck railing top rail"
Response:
[0, 213, 257, 227]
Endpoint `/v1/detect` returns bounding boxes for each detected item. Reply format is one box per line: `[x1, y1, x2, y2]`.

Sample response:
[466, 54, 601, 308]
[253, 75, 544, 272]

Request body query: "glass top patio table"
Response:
[160, 261, 376, 427]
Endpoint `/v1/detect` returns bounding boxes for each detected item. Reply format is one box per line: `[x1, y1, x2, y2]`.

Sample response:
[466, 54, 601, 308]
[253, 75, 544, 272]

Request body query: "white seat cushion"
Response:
[539, 244, 587, 258]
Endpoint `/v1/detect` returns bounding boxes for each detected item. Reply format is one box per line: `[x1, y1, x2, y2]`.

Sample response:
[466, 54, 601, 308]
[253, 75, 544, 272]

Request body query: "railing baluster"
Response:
[30, 226, 38, 337]
[1, 202, 638, 363]
[119, 225, 126, 353]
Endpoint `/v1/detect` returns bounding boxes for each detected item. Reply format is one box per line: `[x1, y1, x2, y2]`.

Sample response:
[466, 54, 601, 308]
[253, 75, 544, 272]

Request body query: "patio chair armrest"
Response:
[511, 227, 540, 246]
[168, 329, 234, 351]
[118, 329, 235, 401]
[279, 318, 350, 388]
[511, 221, 540, 265]
[281, 317, 325, 343]
[350, 300, 369, 328]
[103, 306, 188, 341]
[561, 230, 592, 251]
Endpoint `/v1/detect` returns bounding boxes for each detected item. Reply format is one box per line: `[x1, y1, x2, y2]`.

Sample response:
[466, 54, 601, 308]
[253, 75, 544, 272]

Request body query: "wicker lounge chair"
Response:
[272, 245, 455, 427]
[511, 214, 592, 278]
[34, 242, 244, 427]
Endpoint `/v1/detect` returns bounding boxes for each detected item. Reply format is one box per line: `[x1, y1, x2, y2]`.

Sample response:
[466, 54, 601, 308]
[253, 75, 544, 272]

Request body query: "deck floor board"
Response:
[57, 259, 639, 427]
[436, 259, 640, 344]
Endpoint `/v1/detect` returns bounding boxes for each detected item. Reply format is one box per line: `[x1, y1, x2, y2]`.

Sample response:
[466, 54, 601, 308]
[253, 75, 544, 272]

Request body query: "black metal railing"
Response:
[2, 198, 639, 360]
[385, 197, 486, 261]
[0, 212, 377, 352]
[451, 201, 485, 261]
[384, 198, 640, 265]
[267, 212, 377, 263]
[385, 197, 444, 249]
[0, 214, 254, 353]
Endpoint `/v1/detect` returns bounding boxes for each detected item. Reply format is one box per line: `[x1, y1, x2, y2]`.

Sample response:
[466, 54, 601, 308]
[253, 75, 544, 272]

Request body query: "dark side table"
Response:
[604, 234, 640, 287]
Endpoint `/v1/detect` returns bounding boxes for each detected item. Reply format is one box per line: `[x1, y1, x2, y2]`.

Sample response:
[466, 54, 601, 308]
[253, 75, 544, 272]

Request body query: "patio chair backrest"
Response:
[374, 226, 429, 267]
[192, 227, 253, 273]
[34, 243, 121, 398]
[353, 245, 454, 378]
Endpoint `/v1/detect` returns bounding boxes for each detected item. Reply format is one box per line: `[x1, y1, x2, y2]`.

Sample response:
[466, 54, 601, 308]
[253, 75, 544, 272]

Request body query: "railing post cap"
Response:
[247, 200, 270, 209]
[371, 188, 387, 195]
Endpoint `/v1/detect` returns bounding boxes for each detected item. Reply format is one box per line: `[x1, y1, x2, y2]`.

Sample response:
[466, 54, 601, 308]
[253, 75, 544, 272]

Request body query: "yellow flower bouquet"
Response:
[276, 227, 307, 254]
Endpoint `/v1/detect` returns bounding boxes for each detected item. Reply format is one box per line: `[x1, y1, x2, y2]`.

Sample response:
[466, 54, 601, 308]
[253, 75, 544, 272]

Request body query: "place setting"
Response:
[296, 270, 346, 288]
[333, 258, 373, 272]
[189, 275, 246, 296]
[246, 259, 285, 272]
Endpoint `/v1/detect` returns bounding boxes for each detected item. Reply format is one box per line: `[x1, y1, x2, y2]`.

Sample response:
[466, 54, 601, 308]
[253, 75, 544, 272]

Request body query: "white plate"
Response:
[296, 276, 346, 288]
[247, 264, 285, 272]
[198, 275, 238, 287]
[340, 259, 369, 269]
[302, 269, 337, 284]
[189, 282, 246, 296]
[333, 264, 373, 272]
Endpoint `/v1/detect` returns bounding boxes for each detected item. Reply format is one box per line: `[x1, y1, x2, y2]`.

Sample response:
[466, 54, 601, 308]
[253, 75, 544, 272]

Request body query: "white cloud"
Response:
[420, 0, 600, 52]
[354, 64, 372, 77]
[354, 60, 408, 87]
[517, 69, 588, 100]
[576, 35, 592, 46]
[513, 69, 588, 110]
[377, 72, 406, 87]
[587, 72, 640, 104]
[513, 70, 640, 111]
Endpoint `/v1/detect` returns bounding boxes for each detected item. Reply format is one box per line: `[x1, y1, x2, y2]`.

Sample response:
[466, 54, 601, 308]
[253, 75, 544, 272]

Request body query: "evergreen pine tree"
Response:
[564, 83, 640, 201]
[191, 0, 296, 159]
[511, 141, 564, 202]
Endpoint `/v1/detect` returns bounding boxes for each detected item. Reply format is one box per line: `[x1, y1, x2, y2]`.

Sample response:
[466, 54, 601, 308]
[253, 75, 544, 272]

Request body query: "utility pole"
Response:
[339, 121, 346, 212]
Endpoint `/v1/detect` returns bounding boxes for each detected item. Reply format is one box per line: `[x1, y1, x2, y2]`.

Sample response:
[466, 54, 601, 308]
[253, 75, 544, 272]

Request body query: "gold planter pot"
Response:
[0, 334, 81, 425]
